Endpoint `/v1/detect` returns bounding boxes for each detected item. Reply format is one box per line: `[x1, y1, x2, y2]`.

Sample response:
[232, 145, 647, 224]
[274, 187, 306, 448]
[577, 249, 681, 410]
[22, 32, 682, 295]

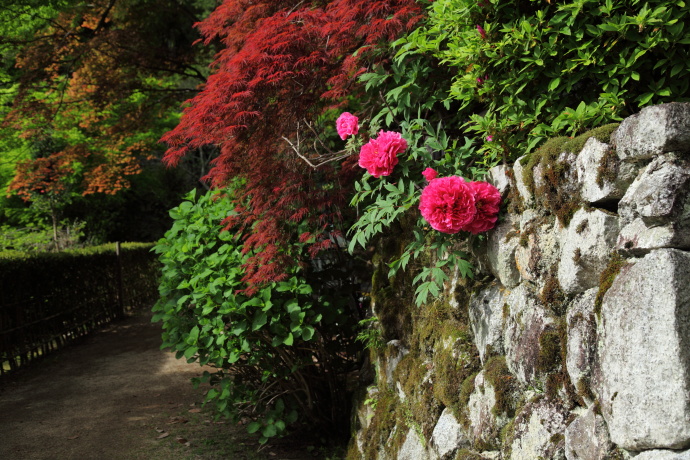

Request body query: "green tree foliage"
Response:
[153, 188, 360, 443]
[0, 0, 217, 246]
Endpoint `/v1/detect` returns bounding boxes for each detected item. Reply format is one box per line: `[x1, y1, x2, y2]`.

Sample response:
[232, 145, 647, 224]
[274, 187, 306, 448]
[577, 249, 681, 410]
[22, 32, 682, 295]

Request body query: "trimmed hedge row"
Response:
[0, 243, 159, 375]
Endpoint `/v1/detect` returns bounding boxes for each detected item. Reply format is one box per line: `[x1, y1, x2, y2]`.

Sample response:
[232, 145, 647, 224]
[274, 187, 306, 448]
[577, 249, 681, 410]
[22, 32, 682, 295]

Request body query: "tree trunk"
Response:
[50, 200, 59, 251]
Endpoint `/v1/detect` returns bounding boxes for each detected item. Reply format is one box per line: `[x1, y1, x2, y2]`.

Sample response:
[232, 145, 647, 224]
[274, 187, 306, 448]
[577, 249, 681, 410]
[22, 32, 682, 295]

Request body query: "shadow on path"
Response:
[0, 310, 321, 460]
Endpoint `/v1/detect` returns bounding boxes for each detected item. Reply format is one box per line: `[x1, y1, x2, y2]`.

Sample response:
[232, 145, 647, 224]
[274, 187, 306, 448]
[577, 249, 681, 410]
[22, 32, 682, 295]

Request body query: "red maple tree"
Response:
[5, 0, 210, 198]
[162, 0, 426, 289]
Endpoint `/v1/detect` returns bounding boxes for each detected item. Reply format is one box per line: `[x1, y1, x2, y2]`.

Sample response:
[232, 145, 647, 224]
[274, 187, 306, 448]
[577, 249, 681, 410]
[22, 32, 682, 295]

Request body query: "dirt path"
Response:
[0, 310, 330, 460]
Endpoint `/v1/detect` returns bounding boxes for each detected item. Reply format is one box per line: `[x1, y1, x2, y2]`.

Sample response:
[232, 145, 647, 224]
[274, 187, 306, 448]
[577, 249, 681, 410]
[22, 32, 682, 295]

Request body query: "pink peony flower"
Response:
[477, 24, 487, 39]
[422, 167, 438, 182]
[463, 181, 502, 234]
[336, 112, 359, 140]
[358, 131, 407, 178]
[419, 176, 477, 234]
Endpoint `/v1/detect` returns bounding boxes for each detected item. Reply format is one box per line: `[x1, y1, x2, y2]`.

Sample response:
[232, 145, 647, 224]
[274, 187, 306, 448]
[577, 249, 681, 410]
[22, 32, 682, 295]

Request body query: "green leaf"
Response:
[286, 410, 298, 424]
[247, 422, 262, 434]
[188, 326, 200, 344]
[548, 78, 560, 92]
[231, 320, 248, 336]
[252, 312, 268, 331]
[262, 424, 277, 438]
[285, 299, 300, 314]
[184, 346, 198, 359]
[301, 325, 315, 341]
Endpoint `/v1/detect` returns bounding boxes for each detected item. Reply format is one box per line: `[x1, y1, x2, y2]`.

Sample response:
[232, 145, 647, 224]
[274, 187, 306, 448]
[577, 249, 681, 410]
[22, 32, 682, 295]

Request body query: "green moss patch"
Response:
[594, 252, 629, 317]
[537, 327, 563, 375]
[394, 353, 443, 440]
[456, 371, 480, 427]
[539, 269, 566, 316]
[455, 449, 486, 460]
[484, 356, 517, 418]
[359, 389, 401, 459]
[562, 123, 620, 156]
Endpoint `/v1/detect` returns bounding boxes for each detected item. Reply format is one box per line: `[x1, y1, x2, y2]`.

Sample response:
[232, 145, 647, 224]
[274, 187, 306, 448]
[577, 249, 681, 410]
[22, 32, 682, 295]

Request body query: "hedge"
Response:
[0, 243, 159, 375]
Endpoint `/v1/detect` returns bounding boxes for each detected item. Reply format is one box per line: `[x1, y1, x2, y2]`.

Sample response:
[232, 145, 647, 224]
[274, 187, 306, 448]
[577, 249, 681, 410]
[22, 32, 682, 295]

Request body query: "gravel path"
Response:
[0, 310, 320, 460]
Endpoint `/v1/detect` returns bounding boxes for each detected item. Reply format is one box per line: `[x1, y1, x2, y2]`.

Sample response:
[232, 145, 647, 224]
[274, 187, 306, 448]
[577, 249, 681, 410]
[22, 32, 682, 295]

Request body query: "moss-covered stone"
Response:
[537, 327, 563, 375]
[455, 449, 486, 460]
[596, 146, 619, 188]
[483, 355, 516, 418]
[358, 389, 400, 459]
[539, 270, 566, 316]
[504, 167, 525, 215]
[457, 371, 480, 426]
[604, 447, 630, 460]
[394, 352, 443, 440]
[576, 375, 596, 403]
[594, 252, 629, 317]
[521, 136, 570, 194]
[562, 123, 619, 156]
[433, 330, 480, 413]
[572, 247, 582, 263]
[521, 137, 583, 227]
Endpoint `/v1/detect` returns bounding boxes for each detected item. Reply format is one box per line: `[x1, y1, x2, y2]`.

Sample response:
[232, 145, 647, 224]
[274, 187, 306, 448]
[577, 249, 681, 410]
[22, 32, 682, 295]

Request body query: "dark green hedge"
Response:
[0, 243, 159, 375]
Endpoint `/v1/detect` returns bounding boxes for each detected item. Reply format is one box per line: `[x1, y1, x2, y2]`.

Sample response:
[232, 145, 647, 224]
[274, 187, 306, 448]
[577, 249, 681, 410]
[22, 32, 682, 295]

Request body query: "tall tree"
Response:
[162, 0, 426, 290]
[2, 0, 218, 245]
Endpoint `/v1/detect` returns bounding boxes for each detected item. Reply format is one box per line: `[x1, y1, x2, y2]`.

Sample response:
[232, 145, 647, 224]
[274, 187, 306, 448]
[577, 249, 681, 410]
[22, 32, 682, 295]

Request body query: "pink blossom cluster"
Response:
[419, 169, 501, 234]
[336, 112, 408, 178]
[336, 112, 500, 235]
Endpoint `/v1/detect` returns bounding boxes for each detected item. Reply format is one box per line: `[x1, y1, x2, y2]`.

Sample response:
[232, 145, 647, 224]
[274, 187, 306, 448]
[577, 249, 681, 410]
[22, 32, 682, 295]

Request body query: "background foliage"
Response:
[400, 0, 690, 160]
[0, 0, 218, 247]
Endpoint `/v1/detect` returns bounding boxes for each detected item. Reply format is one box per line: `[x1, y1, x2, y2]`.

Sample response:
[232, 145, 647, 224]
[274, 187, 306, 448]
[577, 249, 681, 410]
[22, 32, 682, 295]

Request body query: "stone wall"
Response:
[346, 103, 690, 460]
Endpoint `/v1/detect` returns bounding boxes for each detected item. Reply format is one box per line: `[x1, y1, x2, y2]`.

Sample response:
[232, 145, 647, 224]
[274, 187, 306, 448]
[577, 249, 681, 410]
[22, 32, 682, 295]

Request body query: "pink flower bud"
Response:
[336, 112, 359, 140]
[422, 167, 438, 182]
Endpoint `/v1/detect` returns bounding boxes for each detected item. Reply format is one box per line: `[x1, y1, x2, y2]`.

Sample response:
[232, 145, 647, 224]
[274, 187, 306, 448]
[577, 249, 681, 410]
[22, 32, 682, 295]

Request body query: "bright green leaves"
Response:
[401, 0, 690, 162]
[348, 175, 418, 253]
[153, 187, 357, 443]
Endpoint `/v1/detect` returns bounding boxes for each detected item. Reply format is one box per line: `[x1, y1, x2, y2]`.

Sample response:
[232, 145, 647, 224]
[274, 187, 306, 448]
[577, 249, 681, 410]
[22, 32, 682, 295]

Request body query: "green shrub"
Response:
[399, 0, 690, 160]
[152, 189, 359, 444]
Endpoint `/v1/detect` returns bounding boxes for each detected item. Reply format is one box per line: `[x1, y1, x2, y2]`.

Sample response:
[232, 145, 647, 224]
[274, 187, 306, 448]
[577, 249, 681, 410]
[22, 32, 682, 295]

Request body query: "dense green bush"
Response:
[152, 189, 360, 444]
[400, 0, 690, 159]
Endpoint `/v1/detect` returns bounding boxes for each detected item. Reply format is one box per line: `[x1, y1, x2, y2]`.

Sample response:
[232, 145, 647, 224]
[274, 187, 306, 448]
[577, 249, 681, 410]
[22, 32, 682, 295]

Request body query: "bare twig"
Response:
[302, 118, 335, 154]
[379, 89, 399, 125]
[281, 135, 352, 169]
